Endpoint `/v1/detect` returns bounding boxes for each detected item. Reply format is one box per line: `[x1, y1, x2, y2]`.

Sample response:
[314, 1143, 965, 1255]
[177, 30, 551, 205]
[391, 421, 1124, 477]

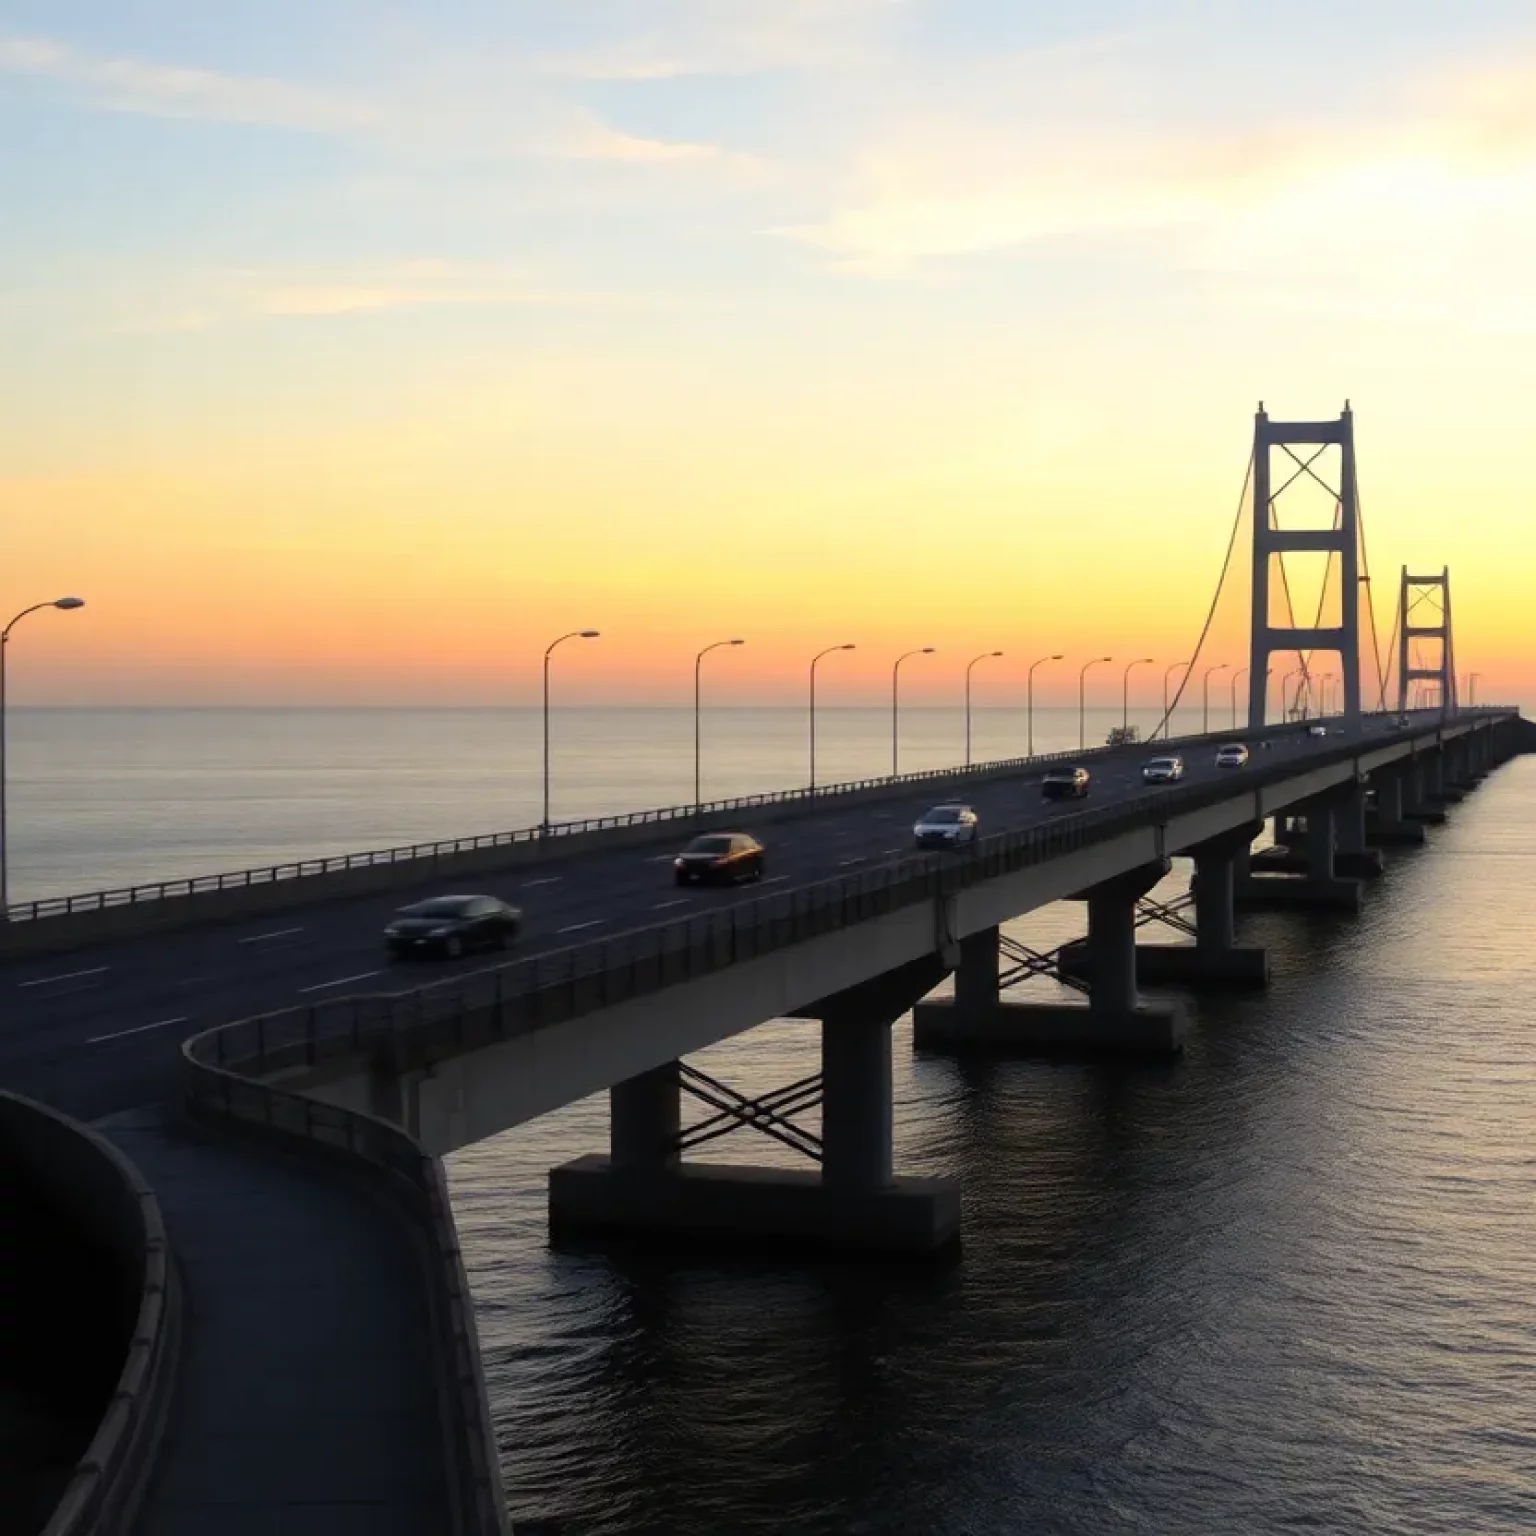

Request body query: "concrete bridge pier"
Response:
[1423, 747, 1465, 805]
[1399, 758, 1447, 824]
[1063, 827, 1268, 986]
[548, 957, 961, 1256]
[1366, 770, 1427, 846]
[1332, 787, 1386, 877]
[912, 863, 1186, 1057]
[1237, 790, 1363, 911]
[1444, 737, 1480, 793]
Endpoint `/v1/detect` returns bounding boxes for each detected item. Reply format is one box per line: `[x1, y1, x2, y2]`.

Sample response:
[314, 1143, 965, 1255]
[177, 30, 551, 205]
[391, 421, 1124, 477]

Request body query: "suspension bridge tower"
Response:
[1247, 402, 1363, 731]
[1397, 566, 1457, 715]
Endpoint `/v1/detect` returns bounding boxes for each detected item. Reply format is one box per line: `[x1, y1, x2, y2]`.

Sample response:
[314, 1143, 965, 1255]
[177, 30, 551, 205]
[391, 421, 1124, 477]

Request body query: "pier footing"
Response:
[911, 998, 1185, 1058]
[1366, 817, 1426, 847]
[1058, 939, 1269, 988]
[548, 1157, 961, 1256]
[1235, 875, 1362, 912]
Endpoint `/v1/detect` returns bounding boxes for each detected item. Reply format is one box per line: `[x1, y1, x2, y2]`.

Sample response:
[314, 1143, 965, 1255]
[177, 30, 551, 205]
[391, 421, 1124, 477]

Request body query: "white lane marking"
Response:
[558, 919, 605, 934]
[298, 970, 380, 994]
[88, 1016, 186, 1044]
[838, 857, 867, 867]
[882, 846, 904, 855]
[760, 875, 789, 886]
[652, 899, 690, 910]
[238, 926, 304, 945]
[19, 966, 109, 989]
[646, 854, 678, 863]
[520, 877, 561, 889]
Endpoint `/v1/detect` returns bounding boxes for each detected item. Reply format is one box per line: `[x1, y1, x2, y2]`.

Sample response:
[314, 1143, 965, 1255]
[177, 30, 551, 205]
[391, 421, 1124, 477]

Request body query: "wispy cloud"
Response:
[0, 34, 376, 132]
[0, 32, 728, 166]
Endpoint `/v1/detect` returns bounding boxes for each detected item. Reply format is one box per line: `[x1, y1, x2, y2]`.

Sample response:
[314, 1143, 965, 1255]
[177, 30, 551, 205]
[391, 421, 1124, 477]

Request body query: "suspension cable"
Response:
[1149, 449, 1254, 739]
[1354, 464, 1391, 709]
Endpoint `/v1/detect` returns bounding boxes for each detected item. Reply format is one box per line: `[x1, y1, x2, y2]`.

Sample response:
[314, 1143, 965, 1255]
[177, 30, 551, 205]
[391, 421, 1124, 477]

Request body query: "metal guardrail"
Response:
[180, 1060, 511, 1535]
[10, 707, 1503, 925]
[0, 1092, 183, 1536]
[190, 712, 1510, 1082]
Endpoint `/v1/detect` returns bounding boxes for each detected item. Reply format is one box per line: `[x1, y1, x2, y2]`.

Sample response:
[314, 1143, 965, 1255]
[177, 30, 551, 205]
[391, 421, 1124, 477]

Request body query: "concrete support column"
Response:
[821, 1016, 892, 1191]
[1305, 798, 1336, 880]
[610, 1064, 680, 1173]
[1423, 750, 1446, 799]
[1402, 758, 1447, 824]
[1331, 785, 1383, 876]
[953, 926, 1000, 1017]
[1194, 844, 1237, 954]
[1086, 878, 1138, 1015]
[1366, 769, 1426, 846]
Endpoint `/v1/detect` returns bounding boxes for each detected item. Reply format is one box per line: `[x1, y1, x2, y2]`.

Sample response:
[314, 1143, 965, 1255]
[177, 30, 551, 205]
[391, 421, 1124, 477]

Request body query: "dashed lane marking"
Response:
[520, 877, 561, 889]
[88, 1016, 186, 1044]
[558, 919, 606, 934]
[238, 926, 304, 945]
[298, 969, 381, 995]
[19, 966, 109, 989]
[651, 899, 690, 910]
[759, 875, 789, 886]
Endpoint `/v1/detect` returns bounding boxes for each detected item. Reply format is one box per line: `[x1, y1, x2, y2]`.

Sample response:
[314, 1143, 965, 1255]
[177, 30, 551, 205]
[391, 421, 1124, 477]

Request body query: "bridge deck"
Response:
[100, 1107, 453, 1536]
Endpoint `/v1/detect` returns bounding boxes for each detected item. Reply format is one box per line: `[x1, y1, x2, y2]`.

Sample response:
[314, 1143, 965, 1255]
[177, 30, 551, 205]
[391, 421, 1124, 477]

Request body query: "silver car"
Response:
[1215, 743, 1249, 768]
[1141, 755, 1184, 784]
[913, 803, 978, 849]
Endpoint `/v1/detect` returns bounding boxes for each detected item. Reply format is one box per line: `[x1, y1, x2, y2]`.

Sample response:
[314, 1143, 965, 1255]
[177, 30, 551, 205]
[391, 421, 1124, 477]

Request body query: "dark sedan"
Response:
[1041, 767, 1091, 800]
[674, 832, 765, 886]
[384, 894, 522, 959]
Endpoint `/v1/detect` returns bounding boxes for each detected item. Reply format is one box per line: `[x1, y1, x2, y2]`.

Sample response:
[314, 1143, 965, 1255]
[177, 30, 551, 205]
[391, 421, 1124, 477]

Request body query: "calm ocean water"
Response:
[6, 704, 1187, 902]
[14, 708, 1536, 1532]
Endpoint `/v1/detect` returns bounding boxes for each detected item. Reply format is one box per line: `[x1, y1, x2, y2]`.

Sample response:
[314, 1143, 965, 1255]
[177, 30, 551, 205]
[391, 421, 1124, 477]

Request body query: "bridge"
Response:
[3, 404, 1531, 1534]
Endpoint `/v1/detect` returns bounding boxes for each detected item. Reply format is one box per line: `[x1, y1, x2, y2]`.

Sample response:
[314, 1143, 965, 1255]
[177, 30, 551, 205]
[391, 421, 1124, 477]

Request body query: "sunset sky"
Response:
[3, 1, 1533, 708]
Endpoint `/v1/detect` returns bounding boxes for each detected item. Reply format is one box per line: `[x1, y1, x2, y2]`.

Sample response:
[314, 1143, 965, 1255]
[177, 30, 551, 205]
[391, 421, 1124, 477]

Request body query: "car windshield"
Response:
[686, 835, 734, 854]
[403, 897, 476, 918]
[1147, 759, 1176, 769]
[1220, 745, 1245, 754]
[922, 807, 963, 823]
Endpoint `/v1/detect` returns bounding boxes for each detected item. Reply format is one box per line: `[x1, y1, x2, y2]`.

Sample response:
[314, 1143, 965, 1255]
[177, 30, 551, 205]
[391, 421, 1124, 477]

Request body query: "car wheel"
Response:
[445, 935, 463, 959]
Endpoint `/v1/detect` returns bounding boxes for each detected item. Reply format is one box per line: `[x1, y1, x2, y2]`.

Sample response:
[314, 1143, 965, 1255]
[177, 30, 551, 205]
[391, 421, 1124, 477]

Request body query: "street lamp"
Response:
[1122, 657, 1154, 736]
[1468, 672, 1480, 707]
[542, 629, 600, 829]
[964, 650, 1003, 767]
[1079, 656, 1112, 750]
[1162, 661, 1189, 740]
[892, 647, 936, 777]
[1201, 662, 1229, 735]
[1229, 667, 1248, 731]
[1280, 667, 1302, 720]
[694, 639, 744, 810]
[1027, 653, 1064, 758]
[1, 596, 85, 917]
[809, 644, 856, 794]
[1318, 672, 1334, 718]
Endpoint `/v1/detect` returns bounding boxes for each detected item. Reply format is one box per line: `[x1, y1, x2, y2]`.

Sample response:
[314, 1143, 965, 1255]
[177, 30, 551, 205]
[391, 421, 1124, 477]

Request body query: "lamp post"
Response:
[1319, 672, 1334, 718]
[1161, 661, 1189, 740]
[810, 644, 856, 794]
[1122, 657, 1154, 736]
[1202, 662, 1229, 735]
[542, 629, 600, 829]
[1079, 656, 1112, 750]
[1027, 653, 1064, 758]
[1, 596, 85, 918]
[1280, 667, 1301, 720]
[1469, 672, 1480, 707]
[964, 650, 1003, 767]
[892, 647, 936, 777]
[1229, 667, 1248, 730]
[694, 638, 744, 809]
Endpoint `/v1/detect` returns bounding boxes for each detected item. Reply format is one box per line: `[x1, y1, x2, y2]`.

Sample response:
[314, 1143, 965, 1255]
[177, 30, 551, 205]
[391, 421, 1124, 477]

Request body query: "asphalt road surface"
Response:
[0, 716, 1420, 1121]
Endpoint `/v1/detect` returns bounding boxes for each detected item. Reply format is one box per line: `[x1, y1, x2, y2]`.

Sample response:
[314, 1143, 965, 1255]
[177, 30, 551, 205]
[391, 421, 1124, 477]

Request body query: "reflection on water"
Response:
[450, 758, 1536, 1536]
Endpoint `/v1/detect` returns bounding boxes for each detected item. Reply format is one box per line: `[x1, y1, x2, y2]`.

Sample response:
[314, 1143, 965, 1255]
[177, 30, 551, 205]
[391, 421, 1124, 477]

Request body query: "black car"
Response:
[1041, 767, 1091, 800]
[674, 832, 765, 886]
[384, 894, 522, 959]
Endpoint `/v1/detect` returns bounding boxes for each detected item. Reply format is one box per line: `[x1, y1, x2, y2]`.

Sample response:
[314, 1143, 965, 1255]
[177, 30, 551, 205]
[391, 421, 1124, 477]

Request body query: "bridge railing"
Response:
[190, 717, 1477, 1082]
[9, 705, 1493, 926]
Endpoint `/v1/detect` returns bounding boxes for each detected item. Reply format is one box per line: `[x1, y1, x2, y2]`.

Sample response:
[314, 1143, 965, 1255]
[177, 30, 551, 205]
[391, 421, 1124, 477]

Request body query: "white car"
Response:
[1307, 724, 1327, 737]
[1216, 743, 1249, 768]
[913, 803, 978, 849]
[1141, 755, 1184, 784]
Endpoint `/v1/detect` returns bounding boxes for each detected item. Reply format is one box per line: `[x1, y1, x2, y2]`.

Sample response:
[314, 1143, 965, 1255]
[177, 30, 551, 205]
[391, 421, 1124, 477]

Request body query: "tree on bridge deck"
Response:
[1105, 725, 1141, 747]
